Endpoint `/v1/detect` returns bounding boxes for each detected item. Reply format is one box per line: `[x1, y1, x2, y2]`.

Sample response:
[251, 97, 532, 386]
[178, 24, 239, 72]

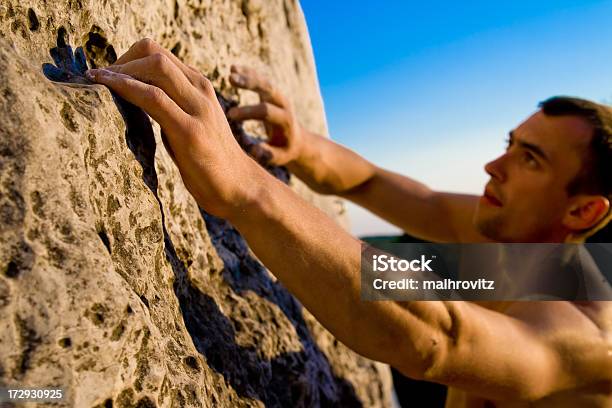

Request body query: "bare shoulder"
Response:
[504, 301, 611, 388]
[501, 301, 610, 333]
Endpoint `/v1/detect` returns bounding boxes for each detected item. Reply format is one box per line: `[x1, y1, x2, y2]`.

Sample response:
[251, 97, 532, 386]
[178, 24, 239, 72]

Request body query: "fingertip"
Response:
[85, 69, 98, 81]
[227, 107, 237, 119]
[230, 73, 246, 87]
[259, 141, 273, 153]
[230, 64, 242, 73]
[85, 68, 112, 82]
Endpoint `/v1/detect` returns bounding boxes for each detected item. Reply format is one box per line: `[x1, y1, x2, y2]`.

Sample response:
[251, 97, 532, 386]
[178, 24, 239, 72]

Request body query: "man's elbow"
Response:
[394, 343, 556, 403]
[386, 307, 455, 382]
[390, 330, 450, 382]
[389, 302, 463, 383]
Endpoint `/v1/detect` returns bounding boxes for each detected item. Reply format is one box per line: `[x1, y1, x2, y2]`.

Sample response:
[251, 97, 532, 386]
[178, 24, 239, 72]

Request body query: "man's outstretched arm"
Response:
[85, 40, 587, 402]
[227, 66, 487, 243]
[83, 39, 453, 373]
[224, 166, 584, 403]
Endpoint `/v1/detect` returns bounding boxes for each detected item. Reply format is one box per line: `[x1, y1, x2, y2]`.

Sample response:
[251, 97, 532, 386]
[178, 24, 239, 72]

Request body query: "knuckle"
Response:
[147, 86, 166, 104]
[150, 53, 169, 70]
[280, 112, 293, 128]
[198, 76, 215, 94]
[257, 74, 272, 89]
[261, 79, 273, 92]
[277, 94, 290, 108]
[114, 65, 126, 75]
[137, 38, 158, 55]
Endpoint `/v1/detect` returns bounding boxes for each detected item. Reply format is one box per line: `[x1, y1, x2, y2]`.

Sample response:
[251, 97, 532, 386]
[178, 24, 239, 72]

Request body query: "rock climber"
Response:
[84, 38, 611, 407]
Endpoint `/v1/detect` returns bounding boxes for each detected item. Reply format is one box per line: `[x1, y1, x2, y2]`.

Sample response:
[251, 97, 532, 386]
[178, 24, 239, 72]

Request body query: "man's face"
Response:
[474, 110, 593, 242]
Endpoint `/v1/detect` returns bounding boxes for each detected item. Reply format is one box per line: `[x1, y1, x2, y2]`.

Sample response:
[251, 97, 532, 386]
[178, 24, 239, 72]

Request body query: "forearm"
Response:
[341, 168, 450, 241]
[343, 168, 485, 242]
[288, 131, 483, 242]
[227, 161, 452, 375]
[288, 128, 377, 195]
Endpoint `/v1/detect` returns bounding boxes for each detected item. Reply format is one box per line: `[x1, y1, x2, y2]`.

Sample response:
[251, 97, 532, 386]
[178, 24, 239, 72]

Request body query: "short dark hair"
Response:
[539, 96, 612, 241]
[539, 96, 612, 198]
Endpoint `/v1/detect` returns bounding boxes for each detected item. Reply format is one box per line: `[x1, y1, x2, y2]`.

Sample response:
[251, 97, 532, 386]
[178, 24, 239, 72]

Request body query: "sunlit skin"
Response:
[86, 39, 611, 407]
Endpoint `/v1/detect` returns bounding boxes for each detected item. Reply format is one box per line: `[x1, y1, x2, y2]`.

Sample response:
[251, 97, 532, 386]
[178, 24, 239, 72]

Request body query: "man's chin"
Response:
[473, 206, 504, 241]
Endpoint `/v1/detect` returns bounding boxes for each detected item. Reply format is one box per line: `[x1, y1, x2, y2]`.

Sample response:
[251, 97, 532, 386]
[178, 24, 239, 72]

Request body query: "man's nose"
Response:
[484, 154, 507, 182]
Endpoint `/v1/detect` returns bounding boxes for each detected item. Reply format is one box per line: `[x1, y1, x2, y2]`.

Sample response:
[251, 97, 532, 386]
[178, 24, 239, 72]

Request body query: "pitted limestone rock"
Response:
[0, 1, 391, 407]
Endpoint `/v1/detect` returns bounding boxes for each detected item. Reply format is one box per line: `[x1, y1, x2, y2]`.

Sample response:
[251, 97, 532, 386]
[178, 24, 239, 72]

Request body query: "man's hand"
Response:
[223, 67, 492, 242]
[227, 65, 303, 166]
[85, 39, 262, 218]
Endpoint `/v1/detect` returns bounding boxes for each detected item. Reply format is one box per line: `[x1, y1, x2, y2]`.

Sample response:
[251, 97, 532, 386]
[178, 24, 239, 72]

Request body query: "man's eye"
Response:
[523, 151, 538, 167]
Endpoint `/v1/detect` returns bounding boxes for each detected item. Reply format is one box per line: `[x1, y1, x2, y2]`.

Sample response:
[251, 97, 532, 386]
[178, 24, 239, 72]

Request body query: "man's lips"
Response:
[481, 188, 503, 207]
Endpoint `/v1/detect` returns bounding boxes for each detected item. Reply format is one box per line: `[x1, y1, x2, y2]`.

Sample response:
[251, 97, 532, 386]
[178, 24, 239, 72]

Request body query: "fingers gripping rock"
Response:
[216, 92, 290, 184]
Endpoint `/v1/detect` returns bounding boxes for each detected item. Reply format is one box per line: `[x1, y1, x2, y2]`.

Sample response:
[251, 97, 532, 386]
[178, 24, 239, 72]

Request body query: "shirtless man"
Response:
[85, 39, 612, 407]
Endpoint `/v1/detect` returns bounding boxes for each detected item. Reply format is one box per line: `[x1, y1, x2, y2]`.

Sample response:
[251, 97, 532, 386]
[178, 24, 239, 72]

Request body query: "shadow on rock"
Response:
[125, 96, 362, 406]
[116, 94, 362, 406]
[196, 96, 362, 406]
[181, 285, 362, 407]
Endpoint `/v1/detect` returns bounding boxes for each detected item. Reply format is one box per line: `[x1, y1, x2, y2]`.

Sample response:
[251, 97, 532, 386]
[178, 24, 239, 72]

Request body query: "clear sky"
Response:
[300, 1, 612, 237]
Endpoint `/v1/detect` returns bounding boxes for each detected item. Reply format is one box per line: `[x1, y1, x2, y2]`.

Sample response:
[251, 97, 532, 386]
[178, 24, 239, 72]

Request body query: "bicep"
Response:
[403, 302, 564, 402]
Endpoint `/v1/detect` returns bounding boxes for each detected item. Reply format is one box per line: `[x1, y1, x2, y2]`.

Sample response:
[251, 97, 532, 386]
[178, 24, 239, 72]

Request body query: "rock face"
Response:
[0, 1, 392, 407]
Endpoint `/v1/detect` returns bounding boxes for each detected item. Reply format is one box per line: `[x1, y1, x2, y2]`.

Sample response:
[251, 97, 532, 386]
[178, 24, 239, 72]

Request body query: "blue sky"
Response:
[300, 0, 612, 236]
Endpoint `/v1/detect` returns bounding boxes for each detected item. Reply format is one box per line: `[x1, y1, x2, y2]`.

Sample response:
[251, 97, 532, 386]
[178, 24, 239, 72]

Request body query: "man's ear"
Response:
[563, 195, 610, 231]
